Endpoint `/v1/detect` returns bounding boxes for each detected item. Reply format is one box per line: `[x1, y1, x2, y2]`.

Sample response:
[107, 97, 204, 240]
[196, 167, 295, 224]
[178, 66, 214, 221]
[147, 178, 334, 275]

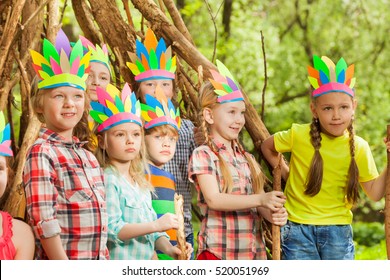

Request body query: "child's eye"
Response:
[116, 132, 125, 137]
[54, 94, 64, 99]
[133, 132, 141, 137]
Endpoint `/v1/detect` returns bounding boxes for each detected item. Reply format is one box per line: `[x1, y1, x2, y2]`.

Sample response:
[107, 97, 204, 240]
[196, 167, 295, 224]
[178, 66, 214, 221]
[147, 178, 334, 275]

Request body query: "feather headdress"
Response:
[308, 55, 355, 98]
[79, 35, 111, 74]
[90, 83, 142, 132]
[127, 28, 176, 82]
[0, 111, 13, 157]
[141, 86, 181, 131]
[30, 29, 91, 90]
[209, 60, 244, 103]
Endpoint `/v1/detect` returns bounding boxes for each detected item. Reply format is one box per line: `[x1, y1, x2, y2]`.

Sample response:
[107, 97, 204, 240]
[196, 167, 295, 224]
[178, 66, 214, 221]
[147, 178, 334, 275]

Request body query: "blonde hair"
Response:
[198, 81, 265, 194]
[306, 99, 359, 204]
[30, 76, 94, 151]
[95, 127, 153, 191]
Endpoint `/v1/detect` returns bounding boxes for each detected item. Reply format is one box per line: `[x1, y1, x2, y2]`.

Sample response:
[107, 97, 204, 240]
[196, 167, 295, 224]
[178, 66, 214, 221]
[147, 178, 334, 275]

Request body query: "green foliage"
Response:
[353, 221, 385, 247]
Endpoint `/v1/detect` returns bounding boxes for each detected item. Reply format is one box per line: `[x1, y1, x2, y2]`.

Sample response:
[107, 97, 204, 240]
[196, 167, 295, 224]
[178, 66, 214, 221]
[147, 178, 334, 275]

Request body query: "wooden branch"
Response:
[174, 193, 187, 260]
[271, 155, 282, 260]
[4, 116, 41, 218]
[131, 0, 216, 74]
[122, 0, 135, 29]
[88, 0, 137, 84]
[72, 0, 102, 44]
[0, 0, 26, 78]
[260, 30, 267, 122]
[385, 124, 390, 259]
[162, 0, 195, 45]
[47, 0, 60, 42]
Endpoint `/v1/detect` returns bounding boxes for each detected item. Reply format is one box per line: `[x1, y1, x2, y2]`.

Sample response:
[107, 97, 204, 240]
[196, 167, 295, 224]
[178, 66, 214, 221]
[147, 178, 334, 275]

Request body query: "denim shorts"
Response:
[281, 220, 355, 260]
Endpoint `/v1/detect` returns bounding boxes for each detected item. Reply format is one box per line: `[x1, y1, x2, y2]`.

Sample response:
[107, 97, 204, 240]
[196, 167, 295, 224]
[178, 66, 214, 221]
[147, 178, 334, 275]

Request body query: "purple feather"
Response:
[55, 29, 71, 58]
[226, 77, 239, 91]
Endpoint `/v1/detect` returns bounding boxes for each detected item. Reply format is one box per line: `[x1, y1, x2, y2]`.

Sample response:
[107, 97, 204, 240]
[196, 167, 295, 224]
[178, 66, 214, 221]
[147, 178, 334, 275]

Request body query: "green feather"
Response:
[77, 65, 85, 77]
[41, 64, 55, 77]
[149, 49, 158, 69]
[313, 55, 329, 79]
[43, 39, 60, 63]
[89, 111, 108, 123]
[222, 84, 233, 93]
[165, 58, 172, 71]
[115, 95, 125, 112]
[136, 60, 145, 72]
[70, 40, 83, 64]
[335, 57, 347, 77]
[155, 106, 164, 117]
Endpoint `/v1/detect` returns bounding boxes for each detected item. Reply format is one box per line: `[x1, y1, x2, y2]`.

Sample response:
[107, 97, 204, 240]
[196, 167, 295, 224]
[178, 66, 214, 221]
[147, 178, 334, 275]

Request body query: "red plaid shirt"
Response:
[23, 128, 109, 260]
[189, 140, 266, 260]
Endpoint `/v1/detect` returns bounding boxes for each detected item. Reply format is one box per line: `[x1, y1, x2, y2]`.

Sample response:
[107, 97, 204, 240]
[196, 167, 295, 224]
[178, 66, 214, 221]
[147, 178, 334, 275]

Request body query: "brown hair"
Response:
[198, 81, 265, 194]
[30, 76, 94, 151]
[306, 111, 359, 204]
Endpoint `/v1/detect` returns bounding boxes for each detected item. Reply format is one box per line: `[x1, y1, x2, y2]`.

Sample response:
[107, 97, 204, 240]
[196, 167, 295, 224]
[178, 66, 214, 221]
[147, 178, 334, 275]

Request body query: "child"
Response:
[127, 28, 196, 249]
[91, 83, 192, 260]
[24, 29, 109, 260]
[261, 55, 389, 260]
[189, 60, 288, 260]
[80, 35, 112, 102]
[141, 86, 182, 260]
[80, 36, 112, 150]
[0, 112, 35, 260]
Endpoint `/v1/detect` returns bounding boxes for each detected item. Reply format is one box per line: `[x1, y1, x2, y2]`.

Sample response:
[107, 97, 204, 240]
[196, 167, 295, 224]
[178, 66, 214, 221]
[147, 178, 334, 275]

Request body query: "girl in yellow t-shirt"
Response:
[261, 55, 390, 260]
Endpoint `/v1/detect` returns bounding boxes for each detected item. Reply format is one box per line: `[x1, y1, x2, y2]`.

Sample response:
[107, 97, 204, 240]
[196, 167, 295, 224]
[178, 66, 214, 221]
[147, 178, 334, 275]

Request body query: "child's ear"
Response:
[97, 134, 105, 150]
[203, 108, 214, 124]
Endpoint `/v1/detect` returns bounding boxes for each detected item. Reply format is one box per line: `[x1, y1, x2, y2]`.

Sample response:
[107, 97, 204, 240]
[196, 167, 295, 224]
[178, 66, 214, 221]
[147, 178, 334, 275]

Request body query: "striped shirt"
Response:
[105, 166, 166, 260]
[148, 164, 176, 260]
[164, 119, 196, 237]
[188, 140, 266, 260]
[23, 128, 109, 260]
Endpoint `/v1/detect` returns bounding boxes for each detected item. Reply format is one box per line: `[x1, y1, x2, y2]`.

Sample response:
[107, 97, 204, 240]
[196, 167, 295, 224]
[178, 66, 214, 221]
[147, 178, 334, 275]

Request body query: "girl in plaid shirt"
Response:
[92, 83, 191, 260]
[23, 29, 109, 260]
[189, 60, 288, 260]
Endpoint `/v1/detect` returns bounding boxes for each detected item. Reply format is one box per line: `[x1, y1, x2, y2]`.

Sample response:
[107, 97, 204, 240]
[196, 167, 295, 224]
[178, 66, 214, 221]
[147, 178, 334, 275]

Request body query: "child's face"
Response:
[204, 100, 246, 146]
[86, 62, 111, 101]
[144, 131, 177, 168]
[139, 79, 173, 102]
[0, 156, 8, 198]
[101, 122, 142, 165]
[310, 91, 357, 137]
[38, 86, 85, 140]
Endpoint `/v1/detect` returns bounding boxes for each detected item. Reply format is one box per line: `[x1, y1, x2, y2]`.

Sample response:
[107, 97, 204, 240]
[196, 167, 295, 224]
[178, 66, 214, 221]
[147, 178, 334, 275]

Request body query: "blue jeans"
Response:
[281, 221, 355, 260]
[186, 233, 194, 260]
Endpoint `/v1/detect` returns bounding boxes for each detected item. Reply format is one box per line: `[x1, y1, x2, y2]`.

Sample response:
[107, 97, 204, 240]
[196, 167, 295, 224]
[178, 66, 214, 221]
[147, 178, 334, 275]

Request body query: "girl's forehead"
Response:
[314, 91, 353, 104]
[218, 100, 246, 109]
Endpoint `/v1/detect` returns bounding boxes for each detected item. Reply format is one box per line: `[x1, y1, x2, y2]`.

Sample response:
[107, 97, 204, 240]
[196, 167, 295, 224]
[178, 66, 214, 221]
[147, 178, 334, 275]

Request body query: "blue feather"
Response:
[136, 40, 149, 62]
[337, 69, 345, 83]
[319, 70, 329, 84]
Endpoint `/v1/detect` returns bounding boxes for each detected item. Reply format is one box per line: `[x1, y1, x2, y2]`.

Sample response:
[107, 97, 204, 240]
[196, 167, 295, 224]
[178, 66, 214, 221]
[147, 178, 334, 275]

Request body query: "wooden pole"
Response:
[385, 125, 390, 259]
[271, 155, 282, 260]
[174, 193, 187, 260]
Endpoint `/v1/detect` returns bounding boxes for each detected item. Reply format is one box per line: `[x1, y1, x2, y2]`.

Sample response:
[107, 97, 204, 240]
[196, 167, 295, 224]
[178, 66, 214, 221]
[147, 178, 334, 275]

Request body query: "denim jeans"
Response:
[281, 221, 355, 260]
[186, 233, 194, 260]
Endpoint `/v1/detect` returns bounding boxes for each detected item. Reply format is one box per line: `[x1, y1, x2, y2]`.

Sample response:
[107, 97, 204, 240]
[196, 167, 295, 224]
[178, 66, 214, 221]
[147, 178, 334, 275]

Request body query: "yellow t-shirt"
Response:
[274, 123, 378, 225]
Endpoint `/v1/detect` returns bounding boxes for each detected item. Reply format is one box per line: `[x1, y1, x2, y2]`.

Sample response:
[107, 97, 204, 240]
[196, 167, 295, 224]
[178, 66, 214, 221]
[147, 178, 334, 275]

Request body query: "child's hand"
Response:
[384, 137, 390, 152]
[270, 207, 288, 226]
[260, 191, 286, 212]
[170, 242, 193, 260]
[156, 213, 179, 232]
[184, 242, 193, 260]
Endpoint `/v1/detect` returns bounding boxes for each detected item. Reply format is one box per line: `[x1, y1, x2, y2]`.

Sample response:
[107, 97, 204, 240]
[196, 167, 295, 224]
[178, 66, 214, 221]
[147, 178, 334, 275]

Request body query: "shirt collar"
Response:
[39, 127, 86, 148]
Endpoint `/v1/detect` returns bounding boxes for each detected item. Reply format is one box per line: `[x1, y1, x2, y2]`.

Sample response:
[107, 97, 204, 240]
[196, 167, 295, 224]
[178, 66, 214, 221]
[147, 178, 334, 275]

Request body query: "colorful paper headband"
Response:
[0, 111, 13, 157]
[90, 83, 142, 132]
[308, 55, 355, 98]
[79, 35, 111, 74]
[209, 60, 244, 104]
[30, 29, 90, 90]
[127, 28, 176, 82]
[141, 86, 181, 131]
